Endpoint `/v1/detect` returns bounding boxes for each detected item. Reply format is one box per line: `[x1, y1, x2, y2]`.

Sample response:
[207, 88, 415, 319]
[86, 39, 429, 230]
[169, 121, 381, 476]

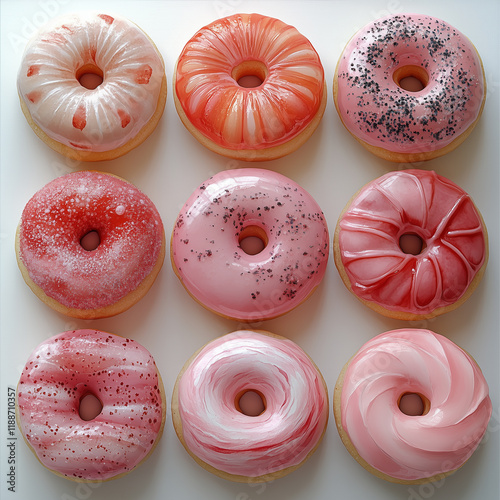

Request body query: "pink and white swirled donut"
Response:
[16, 329, 166, 482]
[171, 168, 329, 321]
[333, 169, 488, 320]
[17, 12, 166, 161]
[333, 329, 492, 483]
[172, 330, 329, 482]
[334, 14, 485, 162]
[16, 171, 165, 319]
[174, 13, 326, 161]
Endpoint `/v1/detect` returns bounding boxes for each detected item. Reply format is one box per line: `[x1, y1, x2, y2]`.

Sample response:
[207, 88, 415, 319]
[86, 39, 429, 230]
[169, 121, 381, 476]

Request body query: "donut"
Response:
[333, 169, 488, 320]
[333, 14, 485, 162]
[171, 168, 329, 321]
[16, 171, 165, 319]
[17, 12, 167, 161]
[174, 13, 326, 161]
[333, 328, 492, 484]
[16, 329, 166, 482]
[172, 330, 329, 482]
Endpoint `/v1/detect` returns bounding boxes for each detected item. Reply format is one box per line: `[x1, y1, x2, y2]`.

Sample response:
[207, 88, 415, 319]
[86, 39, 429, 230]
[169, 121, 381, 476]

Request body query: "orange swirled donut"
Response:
[174, 13, 326, 161]
[17, 12, 167, 161]
[333, 170, 488, 320]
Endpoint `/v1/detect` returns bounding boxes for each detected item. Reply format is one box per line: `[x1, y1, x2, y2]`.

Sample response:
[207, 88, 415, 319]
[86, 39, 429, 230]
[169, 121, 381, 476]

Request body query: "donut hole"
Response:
[399, 233, 425, 255]
[235, 390, 267, 417]
[76, 64, 104, 90]
[79, 393, 103, 421]
[238, 225, 268, 255]
[398, 392, 431, 416]
[80, 230, 101, 251]
[393, 65, 429, 92]
[232, 60, 268, 88]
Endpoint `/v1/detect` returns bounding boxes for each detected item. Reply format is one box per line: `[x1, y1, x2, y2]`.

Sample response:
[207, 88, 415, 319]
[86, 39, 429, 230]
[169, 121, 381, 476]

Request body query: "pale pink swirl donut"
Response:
[172, 330, 329, 481]
[334, 14, 485, 162]
[171, 168, 329, 321]
[16, 171, 165, 319]
[334, 169, 487, 320]
[16, 329, 166, 482]
[334, 329, 492, 483]
[174, 13, 326, 161]
[17, 11, 166, 161]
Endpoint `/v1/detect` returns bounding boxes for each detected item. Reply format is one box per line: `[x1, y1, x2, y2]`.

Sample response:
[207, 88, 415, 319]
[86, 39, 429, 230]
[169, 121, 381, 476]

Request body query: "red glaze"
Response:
[18, 171, 164, 312]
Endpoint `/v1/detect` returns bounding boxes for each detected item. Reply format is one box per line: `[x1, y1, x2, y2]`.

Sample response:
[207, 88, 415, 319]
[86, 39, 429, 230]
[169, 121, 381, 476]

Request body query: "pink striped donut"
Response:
[16, 329, 166, 482]
[17, 12, 166, 161]
[172, 330, 328, 482]
[333, 169, 488, 320]
[334, 14, 485, 162]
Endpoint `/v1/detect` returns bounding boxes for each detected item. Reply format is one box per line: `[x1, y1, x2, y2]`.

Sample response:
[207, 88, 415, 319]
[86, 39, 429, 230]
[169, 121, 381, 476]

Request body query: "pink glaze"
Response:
[335, 14, 485, 154]
[18, 171, 164, 312]
[340, 329, 492, 481]
[17, 12, 164, 153]
[171, 169, 329, 321]
[175, 13, 324, 150]
[17, 330, 164, 481]
[336, 169, 486, 317]
[177, 330, 328, 477]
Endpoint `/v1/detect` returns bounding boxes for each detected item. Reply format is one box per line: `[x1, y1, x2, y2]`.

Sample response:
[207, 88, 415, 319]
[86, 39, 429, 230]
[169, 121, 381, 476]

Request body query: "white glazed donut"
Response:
[172, 330, 329, 482]
[17, 11, 167, 161]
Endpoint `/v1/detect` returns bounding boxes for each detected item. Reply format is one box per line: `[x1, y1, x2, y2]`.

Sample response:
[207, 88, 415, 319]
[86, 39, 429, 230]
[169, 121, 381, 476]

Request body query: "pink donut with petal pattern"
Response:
[333, 169, 487, 320]
[334, 329, 492, 483]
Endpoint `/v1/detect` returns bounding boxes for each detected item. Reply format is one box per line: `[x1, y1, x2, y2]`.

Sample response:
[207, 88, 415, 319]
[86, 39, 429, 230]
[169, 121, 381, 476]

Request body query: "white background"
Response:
[1, 1, 498, 499]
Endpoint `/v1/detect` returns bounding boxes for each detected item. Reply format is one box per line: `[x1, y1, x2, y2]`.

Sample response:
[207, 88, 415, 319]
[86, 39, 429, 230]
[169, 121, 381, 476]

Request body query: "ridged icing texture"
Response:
[340, 329, 492, 481]
[171, 169, 329, 321]
[17, 12, 164, 152]
[177, 330, 328, 477]
[17, 330, 164, 481]
[335, 14, 484, 153]
[18, 171, 164, 310]
[337, 170, 486, 316]
[175, 13, 324, 149]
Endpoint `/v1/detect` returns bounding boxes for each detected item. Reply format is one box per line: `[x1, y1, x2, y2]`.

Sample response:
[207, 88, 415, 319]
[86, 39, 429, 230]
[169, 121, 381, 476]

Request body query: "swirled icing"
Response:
[171, 169, 329, 321]
[338, 329, 492, 481]
[17, 330, 165, 481]
[176, 330, 328, 478]
[175, 13, 325, 149]
[17, 171, 164, 312]
[335, 14, 485, 154]
[335, 169, 487, 317]
[17, 12, 165, 153]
